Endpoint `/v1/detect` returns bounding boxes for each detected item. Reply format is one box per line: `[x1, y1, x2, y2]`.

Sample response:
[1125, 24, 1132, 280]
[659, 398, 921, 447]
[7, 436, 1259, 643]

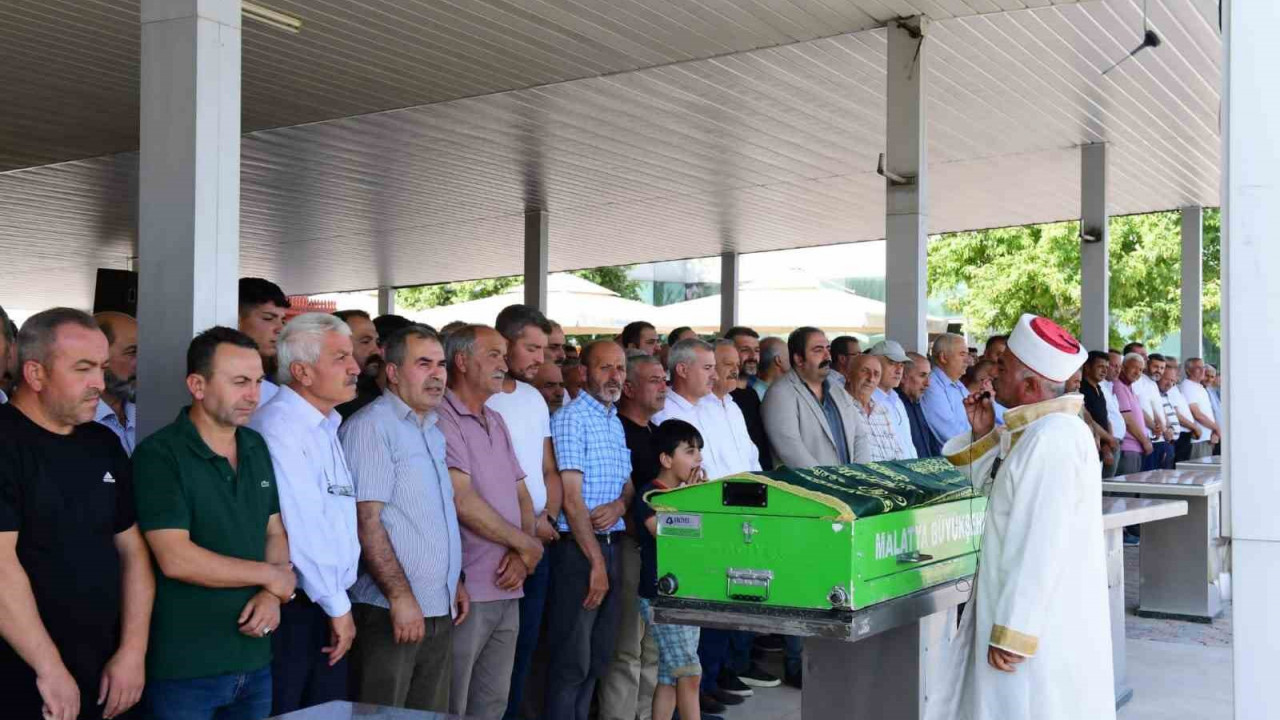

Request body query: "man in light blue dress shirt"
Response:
[921, 333, 972, 445]
[93, 311, 138, 455]
[250, 313, 362, 715]
[340, 324, 466, 712]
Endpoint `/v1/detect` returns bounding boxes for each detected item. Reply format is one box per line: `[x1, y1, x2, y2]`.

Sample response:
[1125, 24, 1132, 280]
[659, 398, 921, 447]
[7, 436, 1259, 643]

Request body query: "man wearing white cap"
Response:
[925, 314, 1113, 720]
[868, 340, 917, 460]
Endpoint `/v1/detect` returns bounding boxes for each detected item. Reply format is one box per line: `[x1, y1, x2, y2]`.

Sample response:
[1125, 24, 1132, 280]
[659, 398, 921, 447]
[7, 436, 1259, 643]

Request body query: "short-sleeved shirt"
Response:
[632, 480, 676, 600]
[1178, 380, 1215, 444]
[1081, 380, 1110, 431]
[551, 391, 632, 533]
[436, 390, 525, 602]
[486, 380, 553, 515]
[1114, 380, 1148, 454]
[1132, 375, 1163, 439]
[340, 392, 462, 618]
[0, 402, 135, 696]
[132, 408, 280, 680]
[621, 417, 661, 490]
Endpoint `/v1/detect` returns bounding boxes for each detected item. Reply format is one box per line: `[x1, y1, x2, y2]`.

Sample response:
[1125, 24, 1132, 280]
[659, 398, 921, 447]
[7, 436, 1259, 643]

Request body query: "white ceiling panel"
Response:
[0, 0, 1217, 313]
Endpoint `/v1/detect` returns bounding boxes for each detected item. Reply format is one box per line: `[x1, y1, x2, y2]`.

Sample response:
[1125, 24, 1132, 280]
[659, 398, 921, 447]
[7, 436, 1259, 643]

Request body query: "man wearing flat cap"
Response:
[925, 314, 1113, 720]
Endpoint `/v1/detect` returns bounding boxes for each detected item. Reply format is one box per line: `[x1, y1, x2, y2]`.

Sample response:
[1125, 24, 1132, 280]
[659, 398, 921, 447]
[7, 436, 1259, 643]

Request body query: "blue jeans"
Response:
[783, 636, 803, 677]
[145, 666, 272, 720]
[726, 631, 755, 675]
[697, 629, 730, 693]
[505, 554, 551, 720]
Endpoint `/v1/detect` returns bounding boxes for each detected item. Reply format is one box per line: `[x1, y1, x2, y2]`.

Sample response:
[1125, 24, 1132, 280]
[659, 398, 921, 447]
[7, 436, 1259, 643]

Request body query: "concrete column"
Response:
[377, 286, 395, 317]
[524, 210, 549, 312]
[1079, 143, 1109, 351]
[884, 16, 929, 353]
[137, 0, 241, 438]
[1224, 1, 1280, 716]
[1180, 206, 1203, 362]
[720, 251, 739, 334]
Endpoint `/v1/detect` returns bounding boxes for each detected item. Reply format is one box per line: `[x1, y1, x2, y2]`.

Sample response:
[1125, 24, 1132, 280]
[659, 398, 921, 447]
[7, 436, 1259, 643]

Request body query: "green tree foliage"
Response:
[395, 266, 642, 311]
[927, 210, 1220, 349]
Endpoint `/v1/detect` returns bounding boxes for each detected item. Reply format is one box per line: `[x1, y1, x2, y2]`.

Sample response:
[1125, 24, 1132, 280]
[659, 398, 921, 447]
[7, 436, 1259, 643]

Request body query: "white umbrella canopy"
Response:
[651, 269, 949, 337]
[403, 272, 659, 335]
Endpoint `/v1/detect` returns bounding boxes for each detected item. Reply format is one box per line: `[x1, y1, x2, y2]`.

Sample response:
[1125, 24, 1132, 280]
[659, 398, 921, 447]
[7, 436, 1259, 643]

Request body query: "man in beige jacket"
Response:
[761, 326, 869, 469]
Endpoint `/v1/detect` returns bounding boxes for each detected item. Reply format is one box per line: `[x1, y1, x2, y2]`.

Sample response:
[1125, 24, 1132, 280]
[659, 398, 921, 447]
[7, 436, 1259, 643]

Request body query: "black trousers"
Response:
[1, 639, 117, 720]
[1174, 431, 1194, 463]
[544, 533, 623, 720]
[271, 593, 350, 715]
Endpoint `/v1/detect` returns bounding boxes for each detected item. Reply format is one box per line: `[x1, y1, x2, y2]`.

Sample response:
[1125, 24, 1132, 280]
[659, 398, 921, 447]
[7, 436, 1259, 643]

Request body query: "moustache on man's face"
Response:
[818, 360, 831, 369]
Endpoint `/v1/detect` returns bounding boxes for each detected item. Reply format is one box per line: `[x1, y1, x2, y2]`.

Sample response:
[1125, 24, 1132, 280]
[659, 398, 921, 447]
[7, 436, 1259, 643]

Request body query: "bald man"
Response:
[94, 312, 139, 455]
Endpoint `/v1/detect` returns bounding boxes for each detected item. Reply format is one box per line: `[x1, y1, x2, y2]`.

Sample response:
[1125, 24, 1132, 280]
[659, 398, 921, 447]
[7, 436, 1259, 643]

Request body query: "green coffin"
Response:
[647, 458, 987, 611]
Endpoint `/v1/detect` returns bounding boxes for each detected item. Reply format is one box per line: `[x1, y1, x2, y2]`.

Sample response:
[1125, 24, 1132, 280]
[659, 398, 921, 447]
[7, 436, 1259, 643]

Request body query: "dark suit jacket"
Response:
[898, 388, 943, 458]
[731, 386, 773, 470]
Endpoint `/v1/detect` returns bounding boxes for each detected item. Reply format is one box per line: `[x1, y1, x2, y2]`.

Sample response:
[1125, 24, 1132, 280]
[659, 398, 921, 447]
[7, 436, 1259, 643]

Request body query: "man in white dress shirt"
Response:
[240, 278, 291, 407]
[868, 340, 916, 460]
[250, 313, 362, 715]
[1179, 358, 1221, 459]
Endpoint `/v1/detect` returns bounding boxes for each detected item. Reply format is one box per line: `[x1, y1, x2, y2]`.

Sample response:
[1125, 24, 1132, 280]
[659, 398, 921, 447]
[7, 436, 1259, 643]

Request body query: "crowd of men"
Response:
[0, 284, 1223, 720]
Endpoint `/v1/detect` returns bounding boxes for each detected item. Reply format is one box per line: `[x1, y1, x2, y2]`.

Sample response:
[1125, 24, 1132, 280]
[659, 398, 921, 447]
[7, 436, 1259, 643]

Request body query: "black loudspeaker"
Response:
[93, 269, 138, 317]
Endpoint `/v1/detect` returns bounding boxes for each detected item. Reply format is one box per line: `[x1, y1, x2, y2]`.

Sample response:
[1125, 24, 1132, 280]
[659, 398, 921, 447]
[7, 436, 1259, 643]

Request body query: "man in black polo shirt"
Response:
[0, 308, 154, 720]
[599, 353, 667, 720]
[133, 327, 296, 720]
[1080, 351, 1120, 476]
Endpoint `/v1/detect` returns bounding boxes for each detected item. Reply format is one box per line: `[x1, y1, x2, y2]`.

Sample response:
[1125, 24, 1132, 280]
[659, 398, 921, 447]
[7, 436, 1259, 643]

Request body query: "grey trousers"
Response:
[1190, 441, 1214, 459]
[451, 598, 520, 720]
[1118, 451, 1144, 475]
[350, 603, 452, 713]
[598, 534, 658, 720]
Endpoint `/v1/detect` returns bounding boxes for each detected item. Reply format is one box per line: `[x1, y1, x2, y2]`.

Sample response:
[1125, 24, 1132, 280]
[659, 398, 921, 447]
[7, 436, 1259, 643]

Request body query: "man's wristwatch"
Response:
[459, 571, 466, 585]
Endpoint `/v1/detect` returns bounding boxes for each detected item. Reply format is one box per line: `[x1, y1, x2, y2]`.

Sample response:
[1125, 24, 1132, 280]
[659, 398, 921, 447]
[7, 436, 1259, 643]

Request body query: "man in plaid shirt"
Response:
[546, 340, 635, 720]
[846, 354, 909, 462]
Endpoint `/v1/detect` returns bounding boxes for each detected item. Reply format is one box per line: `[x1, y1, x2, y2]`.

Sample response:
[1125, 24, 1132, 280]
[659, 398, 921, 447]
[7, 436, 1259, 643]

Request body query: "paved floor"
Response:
[712, 547, 1233, 720]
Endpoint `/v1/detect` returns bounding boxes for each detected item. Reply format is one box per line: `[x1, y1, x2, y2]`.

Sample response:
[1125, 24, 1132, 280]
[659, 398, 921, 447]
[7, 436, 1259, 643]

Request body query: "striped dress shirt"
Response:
[854, 396, 908, 462]
[872, 387, 917, 460]
[339, 391, 462, 618]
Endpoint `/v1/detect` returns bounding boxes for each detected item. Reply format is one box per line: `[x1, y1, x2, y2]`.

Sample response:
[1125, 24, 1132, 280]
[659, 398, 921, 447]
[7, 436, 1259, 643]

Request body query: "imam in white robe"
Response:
[925, 394, 1115, 720]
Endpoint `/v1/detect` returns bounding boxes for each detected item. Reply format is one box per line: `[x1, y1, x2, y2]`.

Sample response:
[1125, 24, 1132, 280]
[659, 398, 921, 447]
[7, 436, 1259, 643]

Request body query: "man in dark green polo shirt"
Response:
[133, 327, 296, 720]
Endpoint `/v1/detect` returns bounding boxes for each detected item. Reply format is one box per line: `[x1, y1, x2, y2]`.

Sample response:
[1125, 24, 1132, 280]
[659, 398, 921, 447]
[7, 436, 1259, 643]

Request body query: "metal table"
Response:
[1101, 496, 1188, 707]
[654, 582, 968, 720]
[1176, 455, 1226, 537]
[269, 701, 462, 719]
[1104, 469, 1224, 622]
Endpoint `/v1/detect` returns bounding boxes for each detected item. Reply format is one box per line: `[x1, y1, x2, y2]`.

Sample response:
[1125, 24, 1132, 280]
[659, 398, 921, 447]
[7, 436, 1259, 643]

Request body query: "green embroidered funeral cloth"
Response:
[717, 457, 978, 521]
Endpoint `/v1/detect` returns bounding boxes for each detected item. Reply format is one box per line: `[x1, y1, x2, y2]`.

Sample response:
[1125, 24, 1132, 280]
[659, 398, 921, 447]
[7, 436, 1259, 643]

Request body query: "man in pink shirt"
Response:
[437, 325, 542, 720]
[1113, 353, 1153, 475]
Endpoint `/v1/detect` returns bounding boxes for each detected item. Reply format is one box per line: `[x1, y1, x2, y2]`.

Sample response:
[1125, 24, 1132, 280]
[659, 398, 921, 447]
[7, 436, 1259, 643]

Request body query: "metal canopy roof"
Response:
[1, 0, 1088, 173]
[0, 0, 1220, 313]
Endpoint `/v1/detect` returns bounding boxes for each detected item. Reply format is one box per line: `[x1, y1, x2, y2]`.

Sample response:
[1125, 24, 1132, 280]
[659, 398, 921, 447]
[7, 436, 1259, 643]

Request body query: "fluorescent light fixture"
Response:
[242, 2, 302, 33]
